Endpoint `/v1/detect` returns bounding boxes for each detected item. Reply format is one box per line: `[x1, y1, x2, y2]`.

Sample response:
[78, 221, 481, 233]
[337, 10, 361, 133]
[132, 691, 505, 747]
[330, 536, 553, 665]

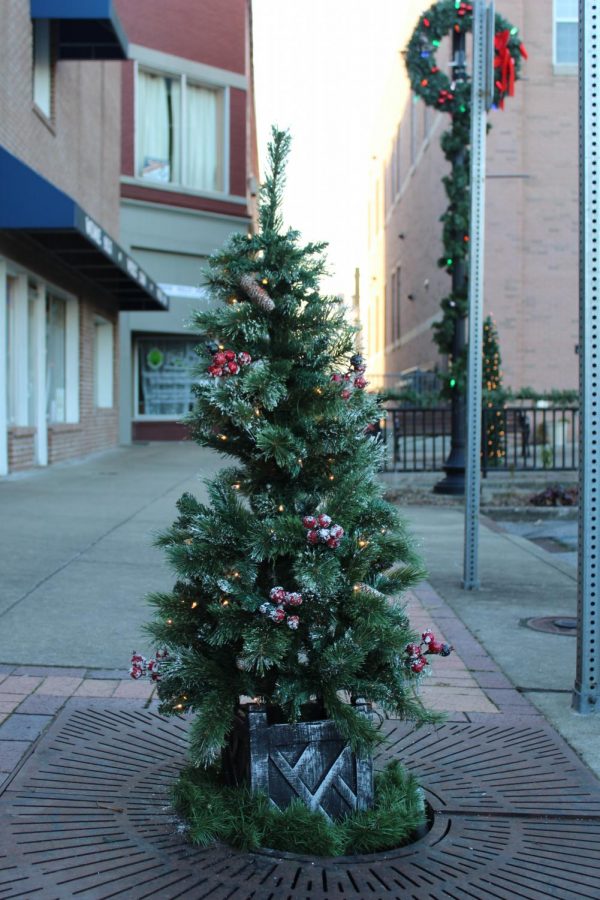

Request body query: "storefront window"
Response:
[46, 294, 66, 423]
[137, 338, 198, 417]
[6, 277, 16, 425]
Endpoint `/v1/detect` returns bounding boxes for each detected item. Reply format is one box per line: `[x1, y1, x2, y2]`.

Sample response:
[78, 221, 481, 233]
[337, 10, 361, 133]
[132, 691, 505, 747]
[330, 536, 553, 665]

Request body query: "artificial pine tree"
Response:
[482, 315, 506, 465]
[137, 130, 446, 781]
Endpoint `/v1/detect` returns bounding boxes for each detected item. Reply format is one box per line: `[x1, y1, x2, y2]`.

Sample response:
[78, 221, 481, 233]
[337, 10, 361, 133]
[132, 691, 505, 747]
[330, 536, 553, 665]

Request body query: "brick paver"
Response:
[74, 679, 120, 697]
[35, 676, 83, 695]
[0, 676, 41, 694]
[112, 679, 155, 699]
[0, 741, 31, 772]
[0, 714, 53, 741]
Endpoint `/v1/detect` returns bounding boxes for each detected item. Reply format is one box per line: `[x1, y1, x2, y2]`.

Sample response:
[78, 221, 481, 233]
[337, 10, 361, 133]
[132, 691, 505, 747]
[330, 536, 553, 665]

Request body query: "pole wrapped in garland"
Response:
[405, 0, 527, 395]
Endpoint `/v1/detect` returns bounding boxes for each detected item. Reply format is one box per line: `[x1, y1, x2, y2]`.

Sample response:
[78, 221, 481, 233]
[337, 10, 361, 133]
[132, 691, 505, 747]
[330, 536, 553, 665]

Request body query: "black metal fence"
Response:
[381, 406, 579, 472]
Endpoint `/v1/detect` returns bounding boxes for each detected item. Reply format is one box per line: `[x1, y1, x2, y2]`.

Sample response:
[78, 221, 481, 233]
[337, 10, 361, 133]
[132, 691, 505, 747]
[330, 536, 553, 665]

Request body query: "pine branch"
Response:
[258, 128, 291, 236]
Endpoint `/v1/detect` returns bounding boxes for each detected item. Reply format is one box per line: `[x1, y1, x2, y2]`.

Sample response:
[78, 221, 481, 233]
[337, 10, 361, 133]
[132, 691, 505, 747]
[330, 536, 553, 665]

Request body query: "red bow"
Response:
[494, 30, 514, 109]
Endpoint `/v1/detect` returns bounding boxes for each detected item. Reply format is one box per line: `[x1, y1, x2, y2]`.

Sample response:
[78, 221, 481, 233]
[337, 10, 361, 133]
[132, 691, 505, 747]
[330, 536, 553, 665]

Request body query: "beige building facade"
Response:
[365, 0, 578, 394]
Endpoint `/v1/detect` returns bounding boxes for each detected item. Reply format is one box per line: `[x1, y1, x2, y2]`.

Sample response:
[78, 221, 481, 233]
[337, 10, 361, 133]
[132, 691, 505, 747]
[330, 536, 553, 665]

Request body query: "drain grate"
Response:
[524, 615, 578, 635]
[0, 701, 599, 899]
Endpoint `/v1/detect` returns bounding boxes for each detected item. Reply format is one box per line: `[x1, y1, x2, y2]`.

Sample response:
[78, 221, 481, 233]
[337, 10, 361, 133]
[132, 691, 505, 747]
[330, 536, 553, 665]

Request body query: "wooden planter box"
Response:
[222, 703, 374, 821]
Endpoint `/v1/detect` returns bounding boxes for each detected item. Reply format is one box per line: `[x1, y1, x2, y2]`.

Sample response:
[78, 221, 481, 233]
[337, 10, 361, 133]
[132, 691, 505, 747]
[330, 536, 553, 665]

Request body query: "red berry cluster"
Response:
[330, 353, 368, 400]
[437, 88, 455, 106]
[260, 587, 303, 628]
[302, 514, 344, 549]
[457, 2, 473, 17]
[207, 348, 252, 378]
[406, 629, 453, 674]
[130, 648, 168, 681]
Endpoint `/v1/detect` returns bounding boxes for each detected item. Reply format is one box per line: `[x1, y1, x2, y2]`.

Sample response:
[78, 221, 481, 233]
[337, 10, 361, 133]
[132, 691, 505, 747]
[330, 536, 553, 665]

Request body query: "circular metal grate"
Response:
[523, 615, 578, 636]
[0, 702, 599, 899]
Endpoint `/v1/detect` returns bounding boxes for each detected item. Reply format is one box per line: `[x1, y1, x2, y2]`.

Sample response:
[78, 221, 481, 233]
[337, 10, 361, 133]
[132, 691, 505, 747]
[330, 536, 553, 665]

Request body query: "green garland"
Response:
[173, 759, 427, 856]
[405, 0, 527, 394]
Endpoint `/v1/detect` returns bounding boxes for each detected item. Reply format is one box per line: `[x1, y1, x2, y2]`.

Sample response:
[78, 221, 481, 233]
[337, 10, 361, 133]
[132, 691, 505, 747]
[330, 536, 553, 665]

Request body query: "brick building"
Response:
[114, 0, 258, 442]
[365, 0, 578, 394]
[0, 0, 166, 476]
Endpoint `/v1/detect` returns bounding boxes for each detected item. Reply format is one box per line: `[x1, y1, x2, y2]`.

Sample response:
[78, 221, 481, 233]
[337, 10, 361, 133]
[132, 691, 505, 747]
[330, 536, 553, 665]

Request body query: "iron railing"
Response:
[381, 406, 580, 472]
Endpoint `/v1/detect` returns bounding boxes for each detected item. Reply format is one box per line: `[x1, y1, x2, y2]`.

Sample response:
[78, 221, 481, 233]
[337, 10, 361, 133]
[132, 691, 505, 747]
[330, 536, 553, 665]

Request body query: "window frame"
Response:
[93, 316, 114, 409]
[134, 61, 229, 197]
[32, 18, 55, 121]
[133, 335, 199, 421]
[45, 290, 78, 425]
[553, 0, 578, 68]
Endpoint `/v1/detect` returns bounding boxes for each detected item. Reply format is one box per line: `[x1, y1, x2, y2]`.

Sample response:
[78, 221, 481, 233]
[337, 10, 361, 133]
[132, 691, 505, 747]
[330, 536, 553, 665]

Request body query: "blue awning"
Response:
[0, 147, 168, 312]
[30, 0, 128, 60]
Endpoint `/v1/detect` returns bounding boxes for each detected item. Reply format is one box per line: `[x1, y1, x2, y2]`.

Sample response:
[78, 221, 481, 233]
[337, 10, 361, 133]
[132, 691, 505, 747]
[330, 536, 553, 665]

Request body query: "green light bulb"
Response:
[450, 378, 457, 388]
[510, 27, 518, 35]
[447, 258, 453, 266]
[432, 39, 440, 47]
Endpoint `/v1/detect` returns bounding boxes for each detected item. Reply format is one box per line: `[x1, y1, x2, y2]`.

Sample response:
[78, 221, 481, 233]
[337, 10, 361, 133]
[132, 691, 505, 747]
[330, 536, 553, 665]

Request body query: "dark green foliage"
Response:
[173, 760, 427, 856]
[482, 316, 507, 465]
[144, 128, 436, 768]
[404, 1, 526, 396]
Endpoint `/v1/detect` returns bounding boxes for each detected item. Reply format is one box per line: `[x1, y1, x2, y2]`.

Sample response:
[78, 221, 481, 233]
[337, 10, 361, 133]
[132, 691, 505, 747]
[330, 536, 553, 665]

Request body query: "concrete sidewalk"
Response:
[0, 443, 598, 782]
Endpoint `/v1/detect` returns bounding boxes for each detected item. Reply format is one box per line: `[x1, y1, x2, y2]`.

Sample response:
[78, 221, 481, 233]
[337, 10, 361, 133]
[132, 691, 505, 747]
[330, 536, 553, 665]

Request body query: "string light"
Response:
[191, 601, 198, 609]
[232, 482, 241, 490]
[278, 504, 285, 512]
[217, 434, 228, 441]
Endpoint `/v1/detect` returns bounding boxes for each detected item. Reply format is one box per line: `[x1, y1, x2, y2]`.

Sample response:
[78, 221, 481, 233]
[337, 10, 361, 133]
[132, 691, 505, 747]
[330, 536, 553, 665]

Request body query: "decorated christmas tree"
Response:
[482, 315, 506, 465]
[132, 132, 450, 850]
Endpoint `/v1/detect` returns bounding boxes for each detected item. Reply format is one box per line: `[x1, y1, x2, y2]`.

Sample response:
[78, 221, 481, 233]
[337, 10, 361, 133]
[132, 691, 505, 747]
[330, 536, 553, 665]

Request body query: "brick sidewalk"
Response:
[0, 580, 539, 791]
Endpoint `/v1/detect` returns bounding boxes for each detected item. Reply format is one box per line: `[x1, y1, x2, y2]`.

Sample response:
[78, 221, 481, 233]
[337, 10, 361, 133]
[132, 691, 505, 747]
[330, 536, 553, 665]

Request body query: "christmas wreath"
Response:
[405, 0, 527, 115]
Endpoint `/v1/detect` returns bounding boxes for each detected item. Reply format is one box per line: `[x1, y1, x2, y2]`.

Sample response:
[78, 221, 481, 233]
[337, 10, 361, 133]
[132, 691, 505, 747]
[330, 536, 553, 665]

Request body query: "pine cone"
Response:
[239, 274, 275, 312]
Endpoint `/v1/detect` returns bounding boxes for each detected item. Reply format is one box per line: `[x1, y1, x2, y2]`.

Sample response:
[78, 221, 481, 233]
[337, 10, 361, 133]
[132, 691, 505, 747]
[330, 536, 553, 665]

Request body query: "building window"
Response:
[32, 19, 53, 118]
[410, 98, 417, 165]
[136, 338, 198, 417]
[136, 69, 223, 192]
[6, 277, 17, 425]
[555, 0, 578, 65]
[46, 294, 66, 423]
[94, 317, 114, 408]
[390, 271, 397, 345]
[392, 266, 401, 343]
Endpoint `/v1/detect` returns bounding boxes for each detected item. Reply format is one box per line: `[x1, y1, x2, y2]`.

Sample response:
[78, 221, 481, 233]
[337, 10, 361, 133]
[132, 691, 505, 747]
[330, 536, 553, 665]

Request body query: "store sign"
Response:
[80, 212, 168, 309]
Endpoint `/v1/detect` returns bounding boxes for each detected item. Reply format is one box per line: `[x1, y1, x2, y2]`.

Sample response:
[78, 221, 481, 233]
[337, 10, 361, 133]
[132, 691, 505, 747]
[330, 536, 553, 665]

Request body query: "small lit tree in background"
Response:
[482, 315, 506, 466]
[131, 130, 453, 856]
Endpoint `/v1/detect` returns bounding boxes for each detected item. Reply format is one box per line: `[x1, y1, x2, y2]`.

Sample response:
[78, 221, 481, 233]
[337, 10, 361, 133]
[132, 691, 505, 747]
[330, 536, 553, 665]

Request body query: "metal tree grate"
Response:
[0, 702, 599, 899]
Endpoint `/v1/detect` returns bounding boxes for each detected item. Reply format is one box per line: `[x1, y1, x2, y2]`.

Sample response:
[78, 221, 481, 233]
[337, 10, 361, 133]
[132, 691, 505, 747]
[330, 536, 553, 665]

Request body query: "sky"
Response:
[251, 1, 412, 300]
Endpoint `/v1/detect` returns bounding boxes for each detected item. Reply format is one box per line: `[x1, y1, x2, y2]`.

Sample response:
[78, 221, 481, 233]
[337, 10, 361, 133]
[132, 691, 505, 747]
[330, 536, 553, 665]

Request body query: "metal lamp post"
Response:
[434, 30, 469, 496]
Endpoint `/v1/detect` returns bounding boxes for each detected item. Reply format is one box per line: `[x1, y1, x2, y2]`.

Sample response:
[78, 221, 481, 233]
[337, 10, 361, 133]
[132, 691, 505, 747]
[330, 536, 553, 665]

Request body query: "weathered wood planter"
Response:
[222, 703, 374, 821]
